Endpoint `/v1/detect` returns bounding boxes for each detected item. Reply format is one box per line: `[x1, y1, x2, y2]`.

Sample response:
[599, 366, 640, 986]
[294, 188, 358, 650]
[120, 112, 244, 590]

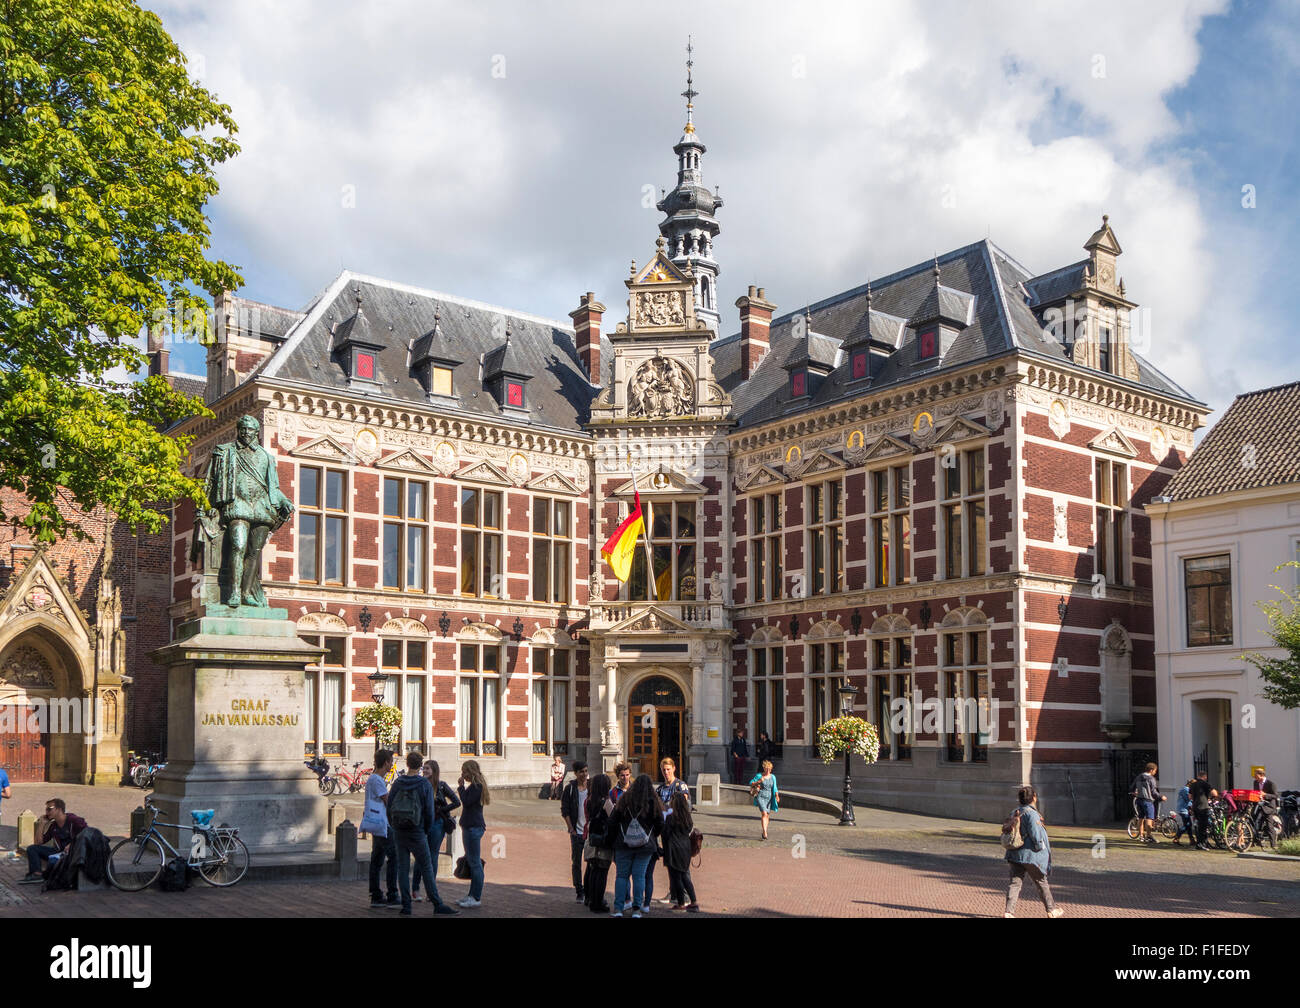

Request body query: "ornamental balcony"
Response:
[587, 600, 726, 632]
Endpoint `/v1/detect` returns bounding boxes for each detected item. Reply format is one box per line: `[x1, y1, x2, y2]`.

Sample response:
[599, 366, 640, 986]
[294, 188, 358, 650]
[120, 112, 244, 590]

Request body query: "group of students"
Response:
[561, 758, 700, 916]
[361, 749, 489, 916]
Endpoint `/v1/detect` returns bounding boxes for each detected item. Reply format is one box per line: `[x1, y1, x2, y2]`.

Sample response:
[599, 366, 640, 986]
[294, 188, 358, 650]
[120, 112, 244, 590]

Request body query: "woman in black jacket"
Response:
[583, 771, 613, 913]
[607, 774, 663, 917]
[661, 790, 699, 911]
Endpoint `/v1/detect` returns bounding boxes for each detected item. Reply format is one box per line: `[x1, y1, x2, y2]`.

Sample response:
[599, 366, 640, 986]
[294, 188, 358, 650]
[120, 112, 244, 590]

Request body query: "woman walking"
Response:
[583, 771, 614, 913]
[607, 774, 662, 917]
[457, 760, 490, 908]
[412, 759, 459, 902]
[748, 759, 779, 840]
[661, 790, 699, 912]
[1003, 785, 1065, 918]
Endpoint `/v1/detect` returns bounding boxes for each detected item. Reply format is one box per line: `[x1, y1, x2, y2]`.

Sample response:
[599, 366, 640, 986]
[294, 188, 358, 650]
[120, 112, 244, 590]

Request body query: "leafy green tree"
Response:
[0, 0, 242, 540]
[1241, 562, 1300, 710]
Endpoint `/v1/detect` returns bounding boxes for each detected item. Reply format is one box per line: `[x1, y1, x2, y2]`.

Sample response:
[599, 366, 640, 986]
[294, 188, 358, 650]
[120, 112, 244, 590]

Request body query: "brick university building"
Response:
[0, 90, 1207, 820]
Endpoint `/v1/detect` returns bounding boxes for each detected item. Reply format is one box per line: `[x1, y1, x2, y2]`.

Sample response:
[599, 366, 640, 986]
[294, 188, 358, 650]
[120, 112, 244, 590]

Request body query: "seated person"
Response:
[21, 798, 87, 883]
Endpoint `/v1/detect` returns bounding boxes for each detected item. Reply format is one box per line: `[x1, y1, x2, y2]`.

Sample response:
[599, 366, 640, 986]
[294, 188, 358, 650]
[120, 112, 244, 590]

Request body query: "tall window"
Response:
[458, 643, 502, 756]
[1098, 324, 1112, 374]
[1185, 554, 1232, 647]
[381, 636, 429, 751]
[1095, 459, 1127, 585]
[532, 498, 572, 604]
[808, 640, 846, 749]
[748, 493, 783, 603]
[460, 488, 503, 597]
[382, 477, 427, 591]
[870, 465, 912, 587]
[298, 467, 346, 584]
[750, 643, 785, 745]
[806, 479, 844, 596]
[629, 500, 697, 601]
[940, 630, 989, 763]
[303, 635, 346, 757]
[942, 448, 986, 579]
[870, 635, 912, 760]
[531, 648, 571, 755]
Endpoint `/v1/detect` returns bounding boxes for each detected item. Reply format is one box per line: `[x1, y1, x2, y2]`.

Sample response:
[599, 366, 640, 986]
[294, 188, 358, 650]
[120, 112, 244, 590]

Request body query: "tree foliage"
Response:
[1241, 562, 1300, 710]
[0, 0, 242, 540]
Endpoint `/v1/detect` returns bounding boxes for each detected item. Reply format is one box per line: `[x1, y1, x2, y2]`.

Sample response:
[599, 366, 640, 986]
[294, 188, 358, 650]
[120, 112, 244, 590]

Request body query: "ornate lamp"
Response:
[837, 681, 860, 826]
[358, 606, 373, 632]
[919, 600, 932, 631]
[367, 669, 389, 705]
[1057, 596, 1069, 624]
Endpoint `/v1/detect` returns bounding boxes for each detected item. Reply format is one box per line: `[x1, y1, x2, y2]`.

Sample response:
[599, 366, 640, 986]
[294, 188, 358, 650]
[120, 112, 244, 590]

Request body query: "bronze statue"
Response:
[195, 415, 293, 608]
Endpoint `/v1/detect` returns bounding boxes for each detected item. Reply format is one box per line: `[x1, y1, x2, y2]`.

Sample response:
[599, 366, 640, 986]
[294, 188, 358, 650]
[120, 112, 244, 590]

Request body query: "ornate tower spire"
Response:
[657, 37, 723, 333]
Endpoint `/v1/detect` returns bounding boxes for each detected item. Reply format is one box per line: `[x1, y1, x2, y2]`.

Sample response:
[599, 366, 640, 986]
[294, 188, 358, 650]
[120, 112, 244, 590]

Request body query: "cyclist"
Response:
[1130, 762, 1165, 844]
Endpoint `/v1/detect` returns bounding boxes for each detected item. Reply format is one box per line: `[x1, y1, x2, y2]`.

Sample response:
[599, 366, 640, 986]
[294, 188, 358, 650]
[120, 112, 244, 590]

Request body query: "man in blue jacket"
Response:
[388, 750, 457, 916]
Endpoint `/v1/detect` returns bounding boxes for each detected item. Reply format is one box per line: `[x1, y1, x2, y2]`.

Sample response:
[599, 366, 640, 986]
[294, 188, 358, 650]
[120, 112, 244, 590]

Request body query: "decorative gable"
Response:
[289, 436, 353, 463]
[526, 470, 581, 496]
[1089, 426, 1138, 459]
[634, 251, 690, 285]
[375, 448, 439, 476]
[608, 605, 693, 635]
[738, 464, 786, 493]
[612, 469, 706, 496]
[933, 416, 991, 446]
[456, 460, 511, 487]
[0, 548, 93, 644]
[794, 449, 845, 480]
[859, 434, 913, 464]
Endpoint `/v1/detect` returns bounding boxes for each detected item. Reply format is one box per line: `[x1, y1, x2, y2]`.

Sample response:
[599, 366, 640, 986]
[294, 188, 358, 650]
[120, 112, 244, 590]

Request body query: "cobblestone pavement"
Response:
[0, 783, 1294, 917]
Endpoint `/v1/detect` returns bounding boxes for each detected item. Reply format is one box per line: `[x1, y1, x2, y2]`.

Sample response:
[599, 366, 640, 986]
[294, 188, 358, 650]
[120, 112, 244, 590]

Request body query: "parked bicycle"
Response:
[1205, 796, 1254, 853]
[305, 754, 332, 796]
[1126, 797, 1179, 841]
[107, 797, 250, 891]
[128, 751, 166, 789]
[325, 761, 373, 796]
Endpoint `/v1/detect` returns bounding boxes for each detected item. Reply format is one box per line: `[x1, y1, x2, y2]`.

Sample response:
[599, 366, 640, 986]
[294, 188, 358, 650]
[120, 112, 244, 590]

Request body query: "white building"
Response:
[1148, 380, 1300, 797]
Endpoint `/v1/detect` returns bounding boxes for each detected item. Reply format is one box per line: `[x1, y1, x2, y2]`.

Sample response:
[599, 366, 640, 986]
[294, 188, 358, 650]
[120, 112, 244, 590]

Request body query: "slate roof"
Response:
[167, 373, 207, 400]
[1160, 381, 1300, 502]
[258, 272, 604, 433]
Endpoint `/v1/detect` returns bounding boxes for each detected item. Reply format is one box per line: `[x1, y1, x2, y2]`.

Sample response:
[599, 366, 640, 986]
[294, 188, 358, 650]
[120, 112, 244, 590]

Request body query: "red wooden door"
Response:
[0, 708, 48, 782]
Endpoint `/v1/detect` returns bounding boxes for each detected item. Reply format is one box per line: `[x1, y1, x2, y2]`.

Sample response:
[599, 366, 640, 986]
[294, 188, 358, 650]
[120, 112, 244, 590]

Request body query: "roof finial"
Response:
[932, 254, 941, 280]
[682, 36, 698, 135]
[804, 306, 813, 334]
[865, 277, 873, 309]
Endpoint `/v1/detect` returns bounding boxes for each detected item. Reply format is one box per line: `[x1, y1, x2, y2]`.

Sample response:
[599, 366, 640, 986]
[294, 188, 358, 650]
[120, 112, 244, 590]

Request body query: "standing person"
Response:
[610, 762, 632, 803]
[0, 765, 11, 852]
[649, 757, 690, 908]
[1189, 769, 1216, 851]
[560, 761, 590, 903]
[1130, 762, 1165, 844]
[457, 760, 490, 908]
[388, 750, 458, 916]
[607, 774, 663, 918]
[549, 754, 566, 799]
[748, 760, 779, 840]
[361, 749, 398, 908]
[662, 790, 700, 912]
[756, 730, 776, 766]
[729, 728, 749, 785]
[1174, 779, 1194, 845]
[1003, 785, 1064, 918]
[412, 759, 459, 903]
[583, 771, 614, 913]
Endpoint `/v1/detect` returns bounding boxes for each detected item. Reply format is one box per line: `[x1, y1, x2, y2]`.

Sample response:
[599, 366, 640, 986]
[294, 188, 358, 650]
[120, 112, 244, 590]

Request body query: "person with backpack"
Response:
[361, 749, 398, 908]
[607, 773, 663, 917]
[1130, 762, 1166, 845]
[583, 771, 614, 913]
[1002, 785, 1064, 918]
[647, 757, 690, 909]
[389, 750, 458, 916]
[661, 789, 700, 912]
[456, 760, 490, 908]
[412, 759, 459, 903]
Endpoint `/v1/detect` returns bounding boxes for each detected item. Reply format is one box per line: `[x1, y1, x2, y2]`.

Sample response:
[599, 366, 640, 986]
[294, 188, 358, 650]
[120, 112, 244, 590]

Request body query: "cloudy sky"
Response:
[151, 0, 1299, 421]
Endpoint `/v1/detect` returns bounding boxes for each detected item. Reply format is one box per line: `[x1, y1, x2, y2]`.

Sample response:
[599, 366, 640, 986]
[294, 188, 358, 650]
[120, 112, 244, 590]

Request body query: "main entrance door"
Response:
[627, 675, 686, 778]
[0, 706, 48, 783]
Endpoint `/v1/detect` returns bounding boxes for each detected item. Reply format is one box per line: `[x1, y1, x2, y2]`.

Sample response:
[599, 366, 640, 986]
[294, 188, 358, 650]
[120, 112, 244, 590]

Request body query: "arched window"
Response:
[629, 675, 685, 708]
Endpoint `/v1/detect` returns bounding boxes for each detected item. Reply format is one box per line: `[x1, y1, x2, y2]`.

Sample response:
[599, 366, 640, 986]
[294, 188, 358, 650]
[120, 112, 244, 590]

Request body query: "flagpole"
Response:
[634, 464, 658, 602]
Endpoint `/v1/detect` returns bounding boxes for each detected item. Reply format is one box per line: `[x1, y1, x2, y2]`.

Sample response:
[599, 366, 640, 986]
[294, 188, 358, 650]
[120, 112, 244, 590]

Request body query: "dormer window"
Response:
[851, 350, 868, 380]
[919, 329, 937, 360]
[354, 351, 375, 380]
[432, 366, 453, 398]
[791, 371, 807, 398]
[507, 381, 525, 408]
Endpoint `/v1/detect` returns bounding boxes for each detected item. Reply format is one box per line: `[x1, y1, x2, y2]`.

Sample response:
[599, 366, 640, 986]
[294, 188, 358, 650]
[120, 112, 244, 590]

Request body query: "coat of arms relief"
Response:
[634, 290, 685, 328]
[627, 356, 695, 418]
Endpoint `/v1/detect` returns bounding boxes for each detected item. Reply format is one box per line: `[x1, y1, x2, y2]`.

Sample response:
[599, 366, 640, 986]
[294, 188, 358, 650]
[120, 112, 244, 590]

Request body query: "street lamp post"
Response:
[367, 670, 389, 759]
[838, 682, 859, 826]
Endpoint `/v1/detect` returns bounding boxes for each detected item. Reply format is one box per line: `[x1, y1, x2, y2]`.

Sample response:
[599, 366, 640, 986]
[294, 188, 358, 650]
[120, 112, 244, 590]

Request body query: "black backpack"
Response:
[160, 856, 191, 892]
[390, 782, 424, 831]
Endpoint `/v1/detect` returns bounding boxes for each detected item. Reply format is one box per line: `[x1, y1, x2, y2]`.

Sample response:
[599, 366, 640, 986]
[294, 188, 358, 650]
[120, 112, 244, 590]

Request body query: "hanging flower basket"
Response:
[352, 703, 402, 746]
[816, 715, 880, 766]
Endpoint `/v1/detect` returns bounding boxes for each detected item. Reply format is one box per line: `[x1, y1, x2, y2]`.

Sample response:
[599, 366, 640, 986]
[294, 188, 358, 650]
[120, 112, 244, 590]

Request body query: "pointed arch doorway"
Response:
[626, 674, 687, 778]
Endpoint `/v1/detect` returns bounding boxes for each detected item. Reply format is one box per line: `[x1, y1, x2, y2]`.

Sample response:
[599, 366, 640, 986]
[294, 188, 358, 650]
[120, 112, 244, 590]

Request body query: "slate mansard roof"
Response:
[1161, 381, 1300, 502]
[257, 272, 606, 433]
[247, 239, 1202, 436]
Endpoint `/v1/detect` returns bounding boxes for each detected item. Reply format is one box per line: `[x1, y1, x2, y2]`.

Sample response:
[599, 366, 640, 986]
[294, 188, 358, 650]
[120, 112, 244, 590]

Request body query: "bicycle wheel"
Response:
[107, 834, 166, 892]
[318, 775, 334, 796]
[132, 765, 150, 788]
[1160, 816, 1179, 839]
[1226, 816, 1254, 853]
[198, 833, 250, 887]
[1126, 817, 1140, 840]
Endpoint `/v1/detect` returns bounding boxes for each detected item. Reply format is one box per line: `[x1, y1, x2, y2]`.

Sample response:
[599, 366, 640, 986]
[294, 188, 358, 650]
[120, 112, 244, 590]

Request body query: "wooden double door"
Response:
[626, 674, 687, 778]
[0, 709, 48, 782]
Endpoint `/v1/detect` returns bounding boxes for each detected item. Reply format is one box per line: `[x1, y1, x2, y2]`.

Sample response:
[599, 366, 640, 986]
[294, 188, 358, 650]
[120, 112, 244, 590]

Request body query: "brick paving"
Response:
[0, 783, 1295, 918]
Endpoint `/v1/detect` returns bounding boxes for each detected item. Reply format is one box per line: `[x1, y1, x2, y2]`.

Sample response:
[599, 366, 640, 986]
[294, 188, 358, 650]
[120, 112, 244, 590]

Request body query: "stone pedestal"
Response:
[150, 605, 327, 856]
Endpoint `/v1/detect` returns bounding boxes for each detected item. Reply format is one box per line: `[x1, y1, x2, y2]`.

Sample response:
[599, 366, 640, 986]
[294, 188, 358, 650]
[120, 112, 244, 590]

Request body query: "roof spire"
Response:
[682, 36, 697, 135]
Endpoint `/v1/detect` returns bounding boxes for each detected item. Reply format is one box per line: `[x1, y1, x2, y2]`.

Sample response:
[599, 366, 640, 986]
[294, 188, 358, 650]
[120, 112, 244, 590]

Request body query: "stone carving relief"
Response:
[0, 646, 56, 690]
[507, 452, 529, 487]
[434, 441, 458, 475]
[353, 428, 380, 464]
[12, 580, 67, 624]
[985, 390, 1006, 430]
[1149, 425, 1168, 462]
[1048, 399, 1070, 439]
[911, 411, 938, 450]
[634, 290, 685, 328]
[297, 612, 351, 633]
[1053, 500, 1068, 545]
[707, 571, 723, 602]
[379, 617, 428, 636]
[628, 357, 695, 418]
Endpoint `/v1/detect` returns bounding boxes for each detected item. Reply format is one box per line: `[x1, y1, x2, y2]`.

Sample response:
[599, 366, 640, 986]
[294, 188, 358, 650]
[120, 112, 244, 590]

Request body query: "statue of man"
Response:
[202, 415, 293, 607]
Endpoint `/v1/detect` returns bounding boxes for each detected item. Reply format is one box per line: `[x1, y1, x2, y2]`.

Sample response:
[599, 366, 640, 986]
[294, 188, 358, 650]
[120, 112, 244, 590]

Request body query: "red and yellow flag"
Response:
[601, 489, 645, 583]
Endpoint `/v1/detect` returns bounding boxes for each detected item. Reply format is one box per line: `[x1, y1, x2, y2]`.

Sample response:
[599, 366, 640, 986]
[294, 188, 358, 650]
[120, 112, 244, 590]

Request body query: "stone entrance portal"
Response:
[626, 674, 686, 777]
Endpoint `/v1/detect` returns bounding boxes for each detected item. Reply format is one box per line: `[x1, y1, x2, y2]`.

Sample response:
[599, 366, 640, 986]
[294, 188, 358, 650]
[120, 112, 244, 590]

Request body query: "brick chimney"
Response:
[569, 291, 605, 383]
[147, 329, 170, 378]
[736, 286, 776, 378]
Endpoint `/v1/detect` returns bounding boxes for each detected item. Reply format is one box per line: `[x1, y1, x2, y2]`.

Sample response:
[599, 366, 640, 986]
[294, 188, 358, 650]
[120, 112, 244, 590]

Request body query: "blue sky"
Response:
[152, 0, 1298, 423]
